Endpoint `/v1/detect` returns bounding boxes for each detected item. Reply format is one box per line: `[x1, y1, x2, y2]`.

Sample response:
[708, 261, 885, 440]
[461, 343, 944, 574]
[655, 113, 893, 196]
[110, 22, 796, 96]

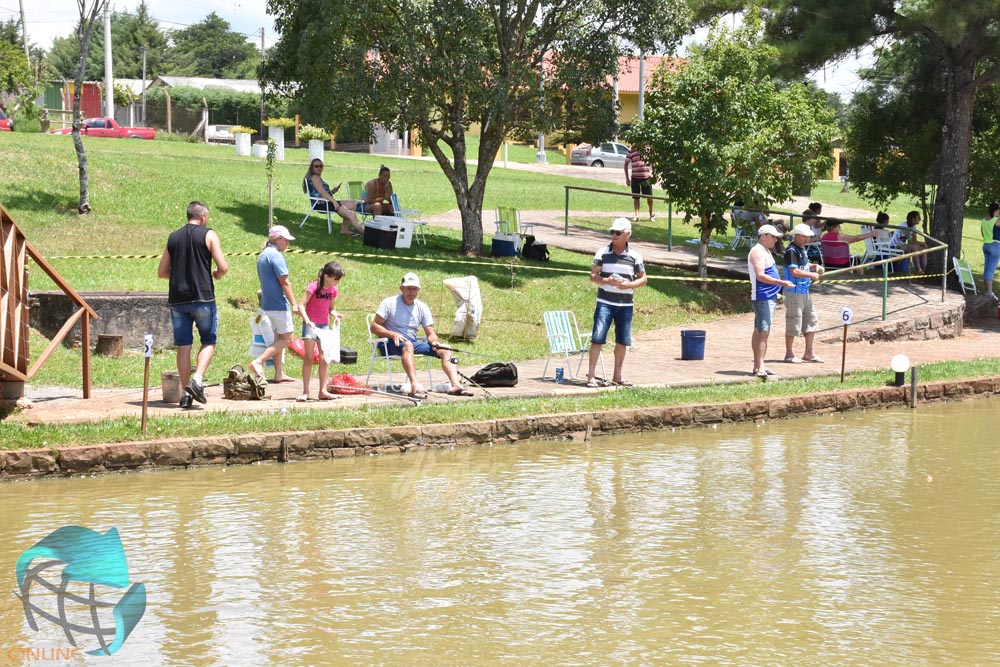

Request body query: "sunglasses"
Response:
[611, 230, 626, 236]
[313, 164, 323, 169]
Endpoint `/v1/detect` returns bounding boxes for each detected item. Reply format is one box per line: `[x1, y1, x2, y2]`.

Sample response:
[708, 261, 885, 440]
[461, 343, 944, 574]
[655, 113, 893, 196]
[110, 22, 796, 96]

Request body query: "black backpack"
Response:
[521, 235, 550, 262]
[469, 362, 518, 387]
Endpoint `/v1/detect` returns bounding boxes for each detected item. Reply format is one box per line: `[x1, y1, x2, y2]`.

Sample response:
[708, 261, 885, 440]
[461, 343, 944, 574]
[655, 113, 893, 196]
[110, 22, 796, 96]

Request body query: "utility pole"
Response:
[141, 47, 147, 126]
[535, 51, 547, 164]
[103, 3, 113, 118]
[259, 27, 265, 134]
[637, 52, 646, 121]
[18, 0, 28, 57]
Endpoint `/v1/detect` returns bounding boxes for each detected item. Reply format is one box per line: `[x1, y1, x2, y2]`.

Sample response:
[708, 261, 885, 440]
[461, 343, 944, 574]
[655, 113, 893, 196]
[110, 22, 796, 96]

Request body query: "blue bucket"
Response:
[680, 330, 706, 360]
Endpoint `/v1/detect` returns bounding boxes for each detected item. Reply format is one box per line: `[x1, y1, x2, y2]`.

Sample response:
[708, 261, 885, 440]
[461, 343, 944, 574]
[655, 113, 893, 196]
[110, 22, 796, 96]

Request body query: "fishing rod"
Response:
[429, 342, 503, 361]
[455, 369, 498, 400]
[327, 383, 423, 406]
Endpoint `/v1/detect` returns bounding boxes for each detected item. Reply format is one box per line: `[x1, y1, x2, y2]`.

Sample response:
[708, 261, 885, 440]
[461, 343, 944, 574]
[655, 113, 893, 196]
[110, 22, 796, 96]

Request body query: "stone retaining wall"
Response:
[3, 377, 998, 480]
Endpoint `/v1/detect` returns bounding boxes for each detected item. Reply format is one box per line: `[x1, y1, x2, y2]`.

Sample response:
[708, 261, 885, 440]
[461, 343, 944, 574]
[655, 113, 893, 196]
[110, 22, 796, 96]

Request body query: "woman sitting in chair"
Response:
[303, 159, 365, 236]
[820, 221, 877, 269]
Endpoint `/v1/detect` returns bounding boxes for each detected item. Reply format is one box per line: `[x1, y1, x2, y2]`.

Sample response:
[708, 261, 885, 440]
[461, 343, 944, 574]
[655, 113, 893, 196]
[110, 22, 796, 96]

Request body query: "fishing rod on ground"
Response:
[327, 383, 423, 406]
[429, 343, 504, 362]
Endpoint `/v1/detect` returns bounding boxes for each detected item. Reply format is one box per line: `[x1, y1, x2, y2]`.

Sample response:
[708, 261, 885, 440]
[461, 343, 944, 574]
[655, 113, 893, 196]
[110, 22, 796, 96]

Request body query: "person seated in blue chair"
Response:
[362, 165, 396, 217]
[303, 159, 365, 235]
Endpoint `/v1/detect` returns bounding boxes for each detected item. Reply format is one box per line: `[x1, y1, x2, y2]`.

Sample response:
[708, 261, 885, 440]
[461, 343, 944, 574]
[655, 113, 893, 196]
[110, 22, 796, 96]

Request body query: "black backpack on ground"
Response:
[469, 362, 518, 387]
[521, 235, 550, 262]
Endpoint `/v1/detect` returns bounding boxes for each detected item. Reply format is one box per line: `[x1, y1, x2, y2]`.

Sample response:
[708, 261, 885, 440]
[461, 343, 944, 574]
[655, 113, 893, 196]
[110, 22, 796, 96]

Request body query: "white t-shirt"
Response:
[375, 294, 433, 341]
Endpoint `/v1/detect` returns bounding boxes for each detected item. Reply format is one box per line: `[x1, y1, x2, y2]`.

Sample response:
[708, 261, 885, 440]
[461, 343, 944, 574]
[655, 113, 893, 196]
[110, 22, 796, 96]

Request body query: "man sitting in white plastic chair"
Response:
[370, 272, 470, 398]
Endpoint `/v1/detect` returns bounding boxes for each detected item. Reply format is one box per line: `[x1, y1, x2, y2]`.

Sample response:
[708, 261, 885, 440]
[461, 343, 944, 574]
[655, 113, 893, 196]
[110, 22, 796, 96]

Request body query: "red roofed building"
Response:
[613, 55, 683, 125]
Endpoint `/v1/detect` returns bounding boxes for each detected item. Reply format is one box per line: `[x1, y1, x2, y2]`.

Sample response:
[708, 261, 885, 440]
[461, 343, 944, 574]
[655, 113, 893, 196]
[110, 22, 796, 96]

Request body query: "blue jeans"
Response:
[380, 338, 436, 357]
[984, 243, 1000, 282]
[170, 302, 218, 347]
[591, 302, 634, 346]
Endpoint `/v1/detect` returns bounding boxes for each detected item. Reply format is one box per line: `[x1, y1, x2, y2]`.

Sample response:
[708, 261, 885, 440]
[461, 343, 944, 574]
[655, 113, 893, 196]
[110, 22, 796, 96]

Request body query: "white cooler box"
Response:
[373, 215, 414, 249]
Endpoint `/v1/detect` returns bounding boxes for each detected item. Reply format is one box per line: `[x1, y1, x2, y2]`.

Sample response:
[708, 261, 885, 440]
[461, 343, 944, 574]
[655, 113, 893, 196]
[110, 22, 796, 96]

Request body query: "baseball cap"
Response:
[609, 217, 632, 233]
[401, 272, 421, 288]
[268, 225, 295, 241]
[757, 224, 781, 237]
[790, 223, 814, 237]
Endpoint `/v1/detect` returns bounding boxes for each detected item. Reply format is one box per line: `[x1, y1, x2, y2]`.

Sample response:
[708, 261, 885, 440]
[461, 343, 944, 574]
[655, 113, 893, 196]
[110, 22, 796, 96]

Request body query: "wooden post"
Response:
[141, 353, 149, 435]
[82, 312, 91, 398]
[840, 323, 848, 382]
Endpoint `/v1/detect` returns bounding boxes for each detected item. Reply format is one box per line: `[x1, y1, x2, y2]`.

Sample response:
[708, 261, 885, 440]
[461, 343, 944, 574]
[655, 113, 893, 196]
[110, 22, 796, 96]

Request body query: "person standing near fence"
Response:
[783, 224, 824, 364]
[586, 218, 647, 388]
[982, 202, 1000, 300]
[624, 146, 655, 223]
[157, 201, 228, 409]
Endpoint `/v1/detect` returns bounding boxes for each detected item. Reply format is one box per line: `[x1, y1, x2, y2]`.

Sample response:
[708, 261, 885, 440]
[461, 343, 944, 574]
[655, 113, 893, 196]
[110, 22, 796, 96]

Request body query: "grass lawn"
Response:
[0, 133, 741, 389]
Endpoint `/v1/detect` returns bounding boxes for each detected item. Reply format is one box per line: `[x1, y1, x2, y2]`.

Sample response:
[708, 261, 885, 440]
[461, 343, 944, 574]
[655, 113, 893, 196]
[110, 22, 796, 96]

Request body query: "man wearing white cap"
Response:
[585, 217, 647, 387]
[371, 272, 466, 398]
[748, 225, 795, 378]
[783, 223, 824, 363]
[250, 225, 299, 382]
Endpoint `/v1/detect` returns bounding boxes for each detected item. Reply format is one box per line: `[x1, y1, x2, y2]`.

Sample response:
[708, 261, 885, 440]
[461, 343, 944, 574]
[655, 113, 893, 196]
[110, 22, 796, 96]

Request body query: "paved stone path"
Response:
[12, 200, 996, 427]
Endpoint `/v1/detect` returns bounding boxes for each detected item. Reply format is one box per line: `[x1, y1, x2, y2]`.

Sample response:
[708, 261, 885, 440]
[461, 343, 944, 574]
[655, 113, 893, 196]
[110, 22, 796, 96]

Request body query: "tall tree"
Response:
[0, 39, 37, 116]
[165, 13, 259, 79]
[761, 0, 1000, 276]
[265, 0, 689, 255]
[628, 11, 837, 281]
[45, 5, 167, 81]
[71, 0, 108, 215]
[844, 35, 944, 227]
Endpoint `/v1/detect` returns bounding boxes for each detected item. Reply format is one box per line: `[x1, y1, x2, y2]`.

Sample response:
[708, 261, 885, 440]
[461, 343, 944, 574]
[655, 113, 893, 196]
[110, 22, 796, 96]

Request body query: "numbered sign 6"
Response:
[840, 307, 854, 325]
[143, 334, 154, 358]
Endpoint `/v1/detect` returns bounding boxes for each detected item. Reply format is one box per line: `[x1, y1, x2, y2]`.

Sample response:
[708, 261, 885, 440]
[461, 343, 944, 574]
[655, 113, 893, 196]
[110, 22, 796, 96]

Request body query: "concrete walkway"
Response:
[12, 212, 996, 427]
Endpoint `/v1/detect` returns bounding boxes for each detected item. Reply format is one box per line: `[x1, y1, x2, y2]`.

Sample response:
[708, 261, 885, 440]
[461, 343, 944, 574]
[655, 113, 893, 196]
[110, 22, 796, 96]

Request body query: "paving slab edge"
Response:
[3, 377, 997, 481]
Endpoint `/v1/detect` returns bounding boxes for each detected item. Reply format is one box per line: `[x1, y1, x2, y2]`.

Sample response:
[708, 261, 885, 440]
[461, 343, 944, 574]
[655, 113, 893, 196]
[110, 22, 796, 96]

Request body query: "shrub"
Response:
[298, 124, 330, 141]
[263, 116, 295, 129]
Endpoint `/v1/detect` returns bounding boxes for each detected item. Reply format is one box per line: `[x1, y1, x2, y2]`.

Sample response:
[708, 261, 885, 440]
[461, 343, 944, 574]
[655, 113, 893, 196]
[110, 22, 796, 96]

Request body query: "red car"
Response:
[50, 117, 155, 140]
[0, 118, 11, 132]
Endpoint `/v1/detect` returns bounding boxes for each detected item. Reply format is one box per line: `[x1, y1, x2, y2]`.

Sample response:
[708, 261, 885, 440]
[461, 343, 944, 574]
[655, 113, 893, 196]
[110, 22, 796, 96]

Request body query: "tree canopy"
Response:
[44, 7, 256, 81]
[628, 11, 836, 280]
[0, 40, 36, 113]
[761, 0, 1000, 276]
[264, 0, 690, 254]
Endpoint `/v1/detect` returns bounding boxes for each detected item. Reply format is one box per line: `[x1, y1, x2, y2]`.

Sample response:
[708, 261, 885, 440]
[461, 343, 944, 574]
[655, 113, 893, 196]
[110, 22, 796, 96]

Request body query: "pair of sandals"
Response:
[753, 368, 777, 379]
[585, 378, 633, 388]
[297, 393, 337, 402]
[783, 356, 824, 363]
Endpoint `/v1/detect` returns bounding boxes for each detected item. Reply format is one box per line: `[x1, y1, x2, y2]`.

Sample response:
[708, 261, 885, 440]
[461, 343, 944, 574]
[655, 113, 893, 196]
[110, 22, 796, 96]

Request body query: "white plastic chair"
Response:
[299, 178, 334, 235]
[365, 314, 434, 388]
[541, 310, 605, 381]
[391, 192, 427, 245]
[953, 257, 978, 295]
[861, 230, 903, 267]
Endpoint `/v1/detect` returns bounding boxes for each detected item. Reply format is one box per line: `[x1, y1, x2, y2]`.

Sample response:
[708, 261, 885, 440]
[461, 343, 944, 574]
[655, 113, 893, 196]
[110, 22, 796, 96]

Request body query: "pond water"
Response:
[1, 399, 999, 666]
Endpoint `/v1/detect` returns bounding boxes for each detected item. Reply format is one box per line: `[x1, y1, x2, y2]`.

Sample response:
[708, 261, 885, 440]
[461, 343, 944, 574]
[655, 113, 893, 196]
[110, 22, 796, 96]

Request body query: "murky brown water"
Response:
[2, 399, 1000, 666]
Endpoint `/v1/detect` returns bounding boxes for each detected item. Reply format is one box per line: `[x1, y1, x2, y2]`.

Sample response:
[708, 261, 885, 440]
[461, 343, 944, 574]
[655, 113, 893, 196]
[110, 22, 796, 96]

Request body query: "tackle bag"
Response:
[223, 365, 267, 400]
[521, 235, 550, 262]
[469, 362, 518, 387]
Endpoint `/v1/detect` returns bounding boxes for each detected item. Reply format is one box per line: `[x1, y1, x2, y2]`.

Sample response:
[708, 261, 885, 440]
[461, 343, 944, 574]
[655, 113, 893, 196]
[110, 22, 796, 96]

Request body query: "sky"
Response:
[8, 0, 869, 100]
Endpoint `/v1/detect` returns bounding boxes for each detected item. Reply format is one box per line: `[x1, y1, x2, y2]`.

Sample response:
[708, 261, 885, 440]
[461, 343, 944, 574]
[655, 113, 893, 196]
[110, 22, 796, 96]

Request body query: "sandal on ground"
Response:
[612, 380, 634, 387]
[317, 392, 337, 401]
[585, 378, 602, 388]
[296, 394, 309, 402]
[802, 356, 825, 363]
[783, 357, 802, 363]
[446, 387, 474, 397]
[407, 390, 429, 400]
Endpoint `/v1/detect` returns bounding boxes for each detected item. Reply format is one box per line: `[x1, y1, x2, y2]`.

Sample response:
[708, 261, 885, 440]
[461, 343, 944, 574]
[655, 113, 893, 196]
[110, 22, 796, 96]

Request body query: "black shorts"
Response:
[631, 178, 652, 197]
[317, 199, 341, 213]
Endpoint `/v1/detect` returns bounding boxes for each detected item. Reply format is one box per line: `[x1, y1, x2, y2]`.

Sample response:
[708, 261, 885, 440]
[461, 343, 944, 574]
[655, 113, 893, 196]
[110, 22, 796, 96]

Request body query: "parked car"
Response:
[570, 142, 629, 168]
[50, 117, 155, 140]
[0, 118, 11, 132]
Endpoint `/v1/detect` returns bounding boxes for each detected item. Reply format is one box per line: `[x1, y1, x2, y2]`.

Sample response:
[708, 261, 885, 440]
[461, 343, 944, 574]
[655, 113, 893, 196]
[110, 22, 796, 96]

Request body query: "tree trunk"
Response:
[928, 50, 977, 281]
[72, 5, 102, 215]
[698, 212, 711, 288]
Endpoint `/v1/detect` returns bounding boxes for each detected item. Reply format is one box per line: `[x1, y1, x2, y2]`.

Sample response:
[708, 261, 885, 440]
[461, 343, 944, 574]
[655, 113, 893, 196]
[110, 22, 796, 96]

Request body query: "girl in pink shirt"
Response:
[297, 261, 344, 401]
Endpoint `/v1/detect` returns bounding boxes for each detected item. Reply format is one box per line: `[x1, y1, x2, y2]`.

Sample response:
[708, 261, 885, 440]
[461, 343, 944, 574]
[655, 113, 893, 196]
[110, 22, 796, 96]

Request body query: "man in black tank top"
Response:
[158, 201, 228, 408]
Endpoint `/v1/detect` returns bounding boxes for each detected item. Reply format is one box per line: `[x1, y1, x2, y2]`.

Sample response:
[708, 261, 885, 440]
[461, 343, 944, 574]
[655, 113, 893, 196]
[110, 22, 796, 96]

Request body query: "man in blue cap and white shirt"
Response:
[586, 217, 647, 388]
